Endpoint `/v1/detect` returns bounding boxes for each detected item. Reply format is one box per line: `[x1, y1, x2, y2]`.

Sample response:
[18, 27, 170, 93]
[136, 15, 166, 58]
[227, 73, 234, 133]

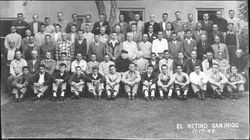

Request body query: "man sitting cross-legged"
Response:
[51, 63, 70, 101]
[105, 64, 121, 100]
[69, 66, 89, 100]
[157, 64, 174, 100]
[87, 66, 105, 100]
[141, 64, 158, 101]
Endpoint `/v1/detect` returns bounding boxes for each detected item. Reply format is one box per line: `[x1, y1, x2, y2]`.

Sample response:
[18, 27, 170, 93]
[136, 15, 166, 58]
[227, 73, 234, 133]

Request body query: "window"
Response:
[196, 8, 224, 22]
[118, 8, 145, 23]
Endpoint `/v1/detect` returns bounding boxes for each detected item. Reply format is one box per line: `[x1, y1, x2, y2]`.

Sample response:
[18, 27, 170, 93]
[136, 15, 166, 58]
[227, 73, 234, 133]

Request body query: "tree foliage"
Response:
[238, 0, 248, 22]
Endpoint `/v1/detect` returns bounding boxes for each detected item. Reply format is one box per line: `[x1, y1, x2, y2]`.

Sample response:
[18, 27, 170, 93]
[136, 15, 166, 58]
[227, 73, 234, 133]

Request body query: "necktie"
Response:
[208, 60, 212, 68]
[218, 44, 220, 50]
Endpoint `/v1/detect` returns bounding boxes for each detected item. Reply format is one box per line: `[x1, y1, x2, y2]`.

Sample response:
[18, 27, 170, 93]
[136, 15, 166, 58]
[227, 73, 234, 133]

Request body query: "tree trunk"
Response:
[95, 0, 107, 21]
[109, 0, 118, 29]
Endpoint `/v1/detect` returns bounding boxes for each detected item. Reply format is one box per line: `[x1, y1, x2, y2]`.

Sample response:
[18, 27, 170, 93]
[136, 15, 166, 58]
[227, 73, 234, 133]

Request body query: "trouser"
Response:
[227, 45, 237, 64]
[158, 84, 174, 97]
[175, 84, 189, 95]
[106, 84, 120, 96]
[227, 83, 244, 93]
[7, 75, 16, 93]
[124, 83, 139, 96]
[52, 82, 67, 97]
[191, 83, 207, 93]
[33, 84, 49, 98]
[209, 82, 226, 93]
[71, 84, 84, 96]
[88, 83, 104, 96]
[142, 84, 156, 97]
[12, 86, 27, 98]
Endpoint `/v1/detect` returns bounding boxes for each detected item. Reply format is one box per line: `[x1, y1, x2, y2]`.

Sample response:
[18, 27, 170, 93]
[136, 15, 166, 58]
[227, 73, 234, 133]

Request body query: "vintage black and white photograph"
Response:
[0, 0, 249, 139]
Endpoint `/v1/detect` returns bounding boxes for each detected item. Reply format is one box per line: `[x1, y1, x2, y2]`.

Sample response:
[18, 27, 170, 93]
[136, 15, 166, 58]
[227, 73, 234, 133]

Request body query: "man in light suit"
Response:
[186, 13, 196, 32]
[159, 13, 170, 31]
[144, 14, 160, 34]
[168, 32, 183, 59]
[211, 35, 229, 61]
[129, 13, 144, 34]
[192, 22, 207, 43]
[67, 25, 79, 44]
[28, 14, 43, 35]
[130, 23, 142, 43]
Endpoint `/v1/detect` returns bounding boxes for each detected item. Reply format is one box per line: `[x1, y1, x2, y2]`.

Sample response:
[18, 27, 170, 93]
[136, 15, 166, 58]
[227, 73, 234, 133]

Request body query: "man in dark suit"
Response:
[12, 13, 29, 38]
[201, 13, 213, 34]
[168, 32, 183, 59]
[173, 52, 188, 73]
[186, 51, 202, 75]
[28, 14, 43, 35]
[115, 14, 129, 34]
[146, 25, 157, 43]
[197, 34, 213, 61]
[163, 22, 173, 42]
[213, 10, 228, 33]
[159, 13, 170, 31]
[27, 50, 41, 75]
[208, 24, 224, 44]
[92, 14, 110, 35]
[144, 14, 160, 34]
[192, 22, 208, 43]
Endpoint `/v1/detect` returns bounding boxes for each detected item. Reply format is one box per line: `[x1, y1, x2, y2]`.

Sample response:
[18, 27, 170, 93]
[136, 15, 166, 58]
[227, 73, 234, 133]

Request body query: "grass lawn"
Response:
[1, 92, 249, 139]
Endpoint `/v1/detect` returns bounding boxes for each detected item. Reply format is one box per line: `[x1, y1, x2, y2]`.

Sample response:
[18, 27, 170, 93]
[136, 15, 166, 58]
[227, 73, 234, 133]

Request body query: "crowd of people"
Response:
[2, 10, 248, 103]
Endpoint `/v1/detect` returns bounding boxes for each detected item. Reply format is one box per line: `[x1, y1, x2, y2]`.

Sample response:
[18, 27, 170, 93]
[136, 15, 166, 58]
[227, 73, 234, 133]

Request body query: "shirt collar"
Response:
[185, 38, 192, 41]
[109, 40, 118, 44]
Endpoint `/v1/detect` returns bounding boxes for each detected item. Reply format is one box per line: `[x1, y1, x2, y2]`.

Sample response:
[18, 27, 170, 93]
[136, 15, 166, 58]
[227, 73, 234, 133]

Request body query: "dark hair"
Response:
[185, 29, 192, 33]
[131, 23, 137, 27]
[114, 23, 121, 27]
[212, 63, 219, 66]
[92, 65, 99, 70]
[78, 29, 84, 33]
[176, 64, 183, 69]
[162, 13, 168, 16]
[75, 66, 81, 69]
[22, 66, 28, 70]
[230, 65, 237, 69]
[171, 31, 177, 35]
[40, 23, 45, 27]
[58, 12, 63, 15]
[86, 13, 92, 17]
[161, 64, 168, 69]
[45, 34, 51, 38]
[72, 14, 77, 17]
[163, 50, 169, 53]
[194, 64, 201, 67]
[59, 63, 66, 67]
[76, 52, 83, 56]
[109, 64, 116, 68]
[147, 64, 154, 68]
[228, 23, 234, 26]
[39, 64, 45, 68]
[71, 24, 77, 28]
[158, 31, 163, 34]
[61, 52, 67, 56]
[54, 24, 61, 28]
[45, 17, 50, 21]
[175, 11, 181, 14]
[17, 13, 23, 16]
[151, 52, 156, 56]
[129, 62, 136, 66]
[229, 10, 235, 13]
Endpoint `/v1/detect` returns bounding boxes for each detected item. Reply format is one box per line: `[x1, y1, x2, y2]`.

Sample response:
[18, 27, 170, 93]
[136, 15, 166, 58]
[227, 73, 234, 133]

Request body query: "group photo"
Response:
[0, 0, 249, 139]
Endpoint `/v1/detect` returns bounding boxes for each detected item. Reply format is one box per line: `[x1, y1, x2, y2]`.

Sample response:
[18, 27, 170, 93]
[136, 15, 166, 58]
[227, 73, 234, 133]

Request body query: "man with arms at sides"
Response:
[87, 66, 105, 100]
[92, 14, 110, 35]
[182, 29, 197, 59]
[40, 35, 56, 60]
[56, 32, 74, 61]
[129, 13, 144, 34]
[83, 24, 95, 53]
[196, 34, 213, 61]
[202, 51, 218, 73]
[114, 24, 125, 43]
[207, 63, 228, 99]
[186, 13, 196, 32]
[44, 17, 55, 34]
[51, 63, 70, 101]
[71, 52, 87, 74]
[31, 64, 51, 101]
[172, 11, 185, 33]
[211, 35, 229, 61]
[99, 54, 115, 76]
[146, 25, 157, 43]
[122, 62, 141, 100]
[34, 23, 48, 47]
[54, 12, 68, 32]
[51, 24, 62, 46]
[121, 32, 138, 61]
[163, 22, 173, 42]
[115, 14, 129, 34]
[55, 52, 71, 72]
[213, 10, 228, 33]
[227, 10, 241, 34]
[4, 26, 22, 50]
[216, 51, 230, 77]
[138, 33, 152, 60]
[22, 36, 40, 61]
[27, 50, 40, 75]
[189, 64, 209, 100]
[159, 13, 170, 32]
[177, 23, 189, 42]
[75, 30, 87, 60]
[66, 14, 82, 33]
[88, 34, 108, 62]
[12, 13, 29, 38]
[69, 66, 89, 100]
[144, 14, 160, 34]
[11, 66, 32, 103]
[106, 32, 122, 61]
[227, 65, 246, 99]
[186, 50, 202, 75]
[130, 23, 142, 43]
[201, 13, 213, 34]
[67, 25, 79, 45]
[7, 50, 28, 93]
[99, 27, 109, 43]
[141, 64, 158, 101]
[40, 51, 56, 75]
[192, 22, 207, 43]
[105, 64, 121, 100]
[168, 32, 183, 60]
[81, 13, 93, 33]
[173, 52, 188, 73]
[159, 50, 174, 75]
[157, 64, 174, 100]
[86, 53, 100, 74]
[152, 31, 169, 58]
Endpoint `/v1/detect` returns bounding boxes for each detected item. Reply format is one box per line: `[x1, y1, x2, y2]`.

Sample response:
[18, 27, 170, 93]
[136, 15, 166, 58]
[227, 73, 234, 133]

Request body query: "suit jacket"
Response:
[131, 31, 142, 43]
[32, 72, 51, 85]
[208, 31, 224, 44]
[88, 41, 107, 62]
[75, 38, 87, 59]
[182, 39, 197, 58]
[28, 21, 43, 35]
[163, 30, 173, 42]
[201, 20, 213, 34]
[141, 72, 158, 84]
[186, 21, 196, 31]
[186, 58, 202, 75]
[118, 33, 125, 43]
[117, 21, 129, 34]
[177, 31, 186, 42]
[147, 32, 157, 43]
[159, 21, 171, 31]
[52, 71, 70, 83]
[192, 30, 207, 43]
[129, 20, 144, 33]
[92, 21, 110, 35]
[144, 22, 160, 34]
[196, 41, 213, 60]
[106, 41, 122, 60]
[211, 43, 229, 61]
[173, 58, 188, 73]
[66, 33, 79, 43]
[148, 60, 159, 74]
[168, 40, 183, 59]
[51, 32, 62, 44]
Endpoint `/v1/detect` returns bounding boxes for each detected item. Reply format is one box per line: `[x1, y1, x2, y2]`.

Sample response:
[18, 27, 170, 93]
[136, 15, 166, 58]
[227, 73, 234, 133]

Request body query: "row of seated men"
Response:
[5, 48, 246, 103]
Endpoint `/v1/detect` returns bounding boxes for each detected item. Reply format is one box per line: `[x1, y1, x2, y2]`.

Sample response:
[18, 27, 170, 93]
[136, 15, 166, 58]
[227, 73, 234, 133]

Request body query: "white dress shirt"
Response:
[38, 73, 45, 84]
[152, 38, 169, 56]
[189, 71, 209, 85]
